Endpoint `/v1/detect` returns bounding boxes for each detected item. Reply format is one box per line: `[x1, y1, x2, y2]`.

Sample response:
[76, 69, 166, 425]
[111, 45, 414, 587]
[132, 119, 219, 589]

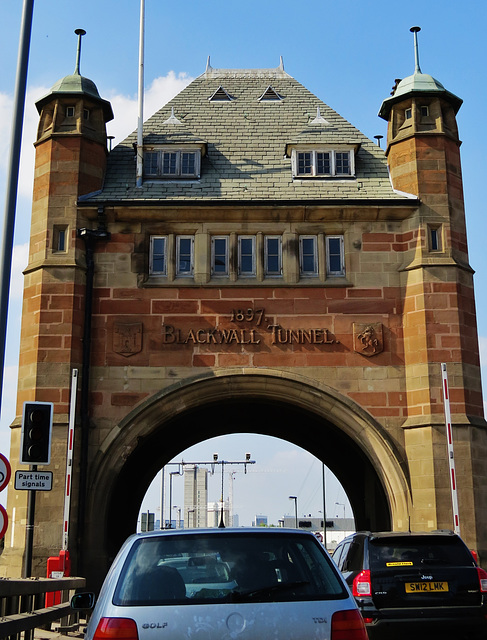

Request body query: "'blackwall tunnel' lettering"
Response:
[162, 324, 338, 346]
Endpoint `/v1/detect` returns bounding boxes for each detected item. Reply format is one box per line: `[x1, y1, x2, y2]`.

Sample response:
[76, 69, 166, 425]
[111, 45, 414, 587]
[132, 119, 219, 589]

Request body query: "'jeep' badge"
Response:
[353, 323, 383, 357]
[113, 322, 143, 357]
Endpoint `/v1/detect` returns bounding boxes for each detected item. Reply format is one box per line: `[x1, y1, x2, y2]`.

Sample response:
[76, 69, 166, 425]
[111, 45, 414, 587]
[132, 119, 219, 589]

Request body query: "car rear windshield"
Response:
[368, 535, 475, 570]
[113, 532, 347, 605]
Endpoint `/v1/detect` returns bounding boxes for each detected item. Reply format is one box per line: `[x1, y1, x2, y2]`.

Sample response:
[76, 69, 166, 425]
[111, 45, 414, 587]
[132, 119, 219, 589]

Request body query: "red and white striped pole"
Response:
[63, 368, 78, 554]
[441, 363, 460, 535]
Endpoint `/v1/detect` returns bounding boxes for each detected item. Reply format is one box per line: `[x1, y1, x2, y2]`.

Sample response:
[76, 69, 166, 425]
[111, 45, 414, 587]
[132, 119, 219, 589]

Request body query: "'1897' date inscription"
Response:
[162, 308, 338, 346]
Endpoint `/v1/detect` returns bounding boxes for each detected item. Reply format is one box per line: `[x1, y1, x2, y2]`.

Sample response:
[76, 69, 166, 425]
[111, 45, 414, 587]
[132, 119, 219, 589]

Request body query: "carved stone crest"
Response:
[353, 323, 383, 357]
[113, 322, 143, 357]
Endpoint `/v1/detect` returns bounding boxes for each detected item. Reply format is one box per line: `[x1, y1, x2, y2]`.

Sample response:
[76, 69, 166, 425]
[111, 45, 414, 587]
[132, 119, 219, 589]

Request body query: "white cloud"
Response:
[107, 71, 193, 144]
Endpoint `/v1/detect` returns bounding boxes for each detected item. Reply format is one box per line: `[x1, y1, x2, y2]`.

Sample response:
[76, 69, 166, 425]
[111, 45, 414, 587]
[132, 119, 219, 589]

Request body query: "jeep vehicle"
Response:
[333, 530, 487, 639]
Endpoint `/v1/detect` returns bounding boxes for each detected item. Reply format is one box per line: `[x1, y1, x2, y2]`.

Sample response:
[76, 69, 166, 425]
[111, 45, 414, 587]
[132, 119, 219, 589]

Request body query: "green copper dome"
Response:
[379, 27, 462, 120]
[49, 72, 102, 101]
[35, 29, 113, 121]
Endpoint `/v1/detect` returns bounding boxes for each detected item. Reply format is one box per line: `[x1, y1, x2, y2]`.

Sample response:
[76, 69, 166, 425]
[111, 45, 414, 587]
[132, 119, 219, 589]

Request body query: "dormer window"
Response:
[209, 86, 233, 102]
[144, 147, 201, 179]
[258, 86, 283, 102]
[291, 148, 355, 178]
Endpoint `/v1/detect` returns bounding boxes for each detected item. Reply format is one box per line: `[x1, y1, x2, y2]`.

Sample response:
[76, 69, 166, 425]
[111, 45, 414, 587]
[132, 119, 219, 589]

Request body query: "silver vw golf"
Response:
[74, 528, 366, 639]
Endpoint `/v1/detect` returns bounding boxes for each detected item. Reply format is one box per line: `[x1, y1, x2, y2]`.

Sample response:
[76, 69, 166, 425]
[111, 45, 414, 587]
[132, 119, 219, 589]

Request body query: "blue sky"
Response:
[0, 0, 485, 526]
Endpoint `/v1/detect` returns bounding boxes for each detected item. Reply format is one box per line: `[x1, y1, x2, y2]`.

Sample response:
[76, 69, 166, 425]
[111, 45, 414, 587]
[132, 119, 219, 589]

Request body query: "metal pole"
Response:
[441, 363, 461, 535]
[289, 496, 298, 528]
[160, 468, 164, 529]
[136, 0, 145, 187]
[218, 461, 225, 527]
[0, 0, 34, 411]
[24, 464, 37, 578]
[322, 463, 327, 549]
[62, 369, 78, 551]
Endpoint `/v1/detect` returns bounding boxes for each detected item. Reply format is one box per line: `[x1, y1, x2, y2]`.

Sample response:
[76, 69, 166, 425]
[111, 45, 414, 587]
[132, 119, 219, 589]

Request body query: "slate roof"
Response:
[85, 64, 411, 204]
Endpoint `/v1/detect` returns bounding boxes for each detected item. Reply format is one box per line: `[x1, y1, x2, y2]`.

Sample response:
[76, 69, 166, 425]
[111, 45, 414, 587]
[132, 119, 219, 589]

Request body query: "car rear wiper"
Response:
[231, 580, 310, 600]
[420, 558, 448, 565]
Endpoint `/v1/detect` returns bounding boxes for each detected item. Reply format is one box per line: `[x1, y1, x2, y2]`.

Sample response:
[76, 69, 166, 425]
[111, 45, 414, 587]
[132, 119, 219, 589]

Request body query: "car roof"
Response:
[356, 530, 458, 541]
[131, 527, 318, 539]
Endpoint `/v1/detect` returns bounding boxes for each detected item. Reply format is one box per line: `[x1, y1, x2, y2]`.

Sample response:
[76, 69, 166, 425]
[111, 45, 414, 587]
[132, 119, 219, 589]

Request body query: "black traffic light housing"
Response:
[20, 402, 53, 465]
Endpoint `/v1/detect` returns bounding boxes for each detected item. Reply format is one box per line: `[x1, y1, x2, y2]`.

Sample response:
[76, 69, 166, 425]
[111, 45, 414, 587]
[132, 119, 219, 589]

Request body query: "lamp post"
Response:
[289, 495, 298, 528]
[335, 502, 345, 519]
[173, 505, 181, 528]
[168, 471, 180, 528]
[187, 508, 195, 529]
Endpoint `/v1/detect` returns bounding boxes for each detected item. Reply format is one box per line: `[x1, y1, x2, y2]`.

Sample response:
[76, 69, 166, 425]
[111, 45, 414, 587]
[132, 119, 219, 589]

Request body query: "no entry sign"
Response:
[0, 505, 7, 540]
[0, 453, 11, 492]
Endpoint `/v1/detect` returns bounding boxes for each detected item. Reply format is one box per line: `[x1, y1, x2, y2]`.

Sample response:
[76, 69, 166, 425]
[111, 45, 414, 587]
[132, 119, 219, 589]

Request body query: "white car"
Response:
[72, 528, 367, 639]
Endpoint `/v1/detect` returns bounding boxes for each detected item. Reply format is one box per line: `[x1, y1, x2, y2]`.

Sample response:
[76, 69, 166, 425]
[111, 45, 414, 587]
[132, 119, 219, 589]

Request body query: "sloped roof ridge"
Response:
[202, 66, 291, 79]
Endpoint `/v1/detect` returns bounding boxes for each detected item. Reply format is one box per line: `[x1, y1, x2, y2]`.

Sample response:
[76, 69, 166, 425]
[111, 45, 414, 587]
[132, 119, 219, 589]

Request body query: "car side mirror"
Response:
[71, 592, 95, 610]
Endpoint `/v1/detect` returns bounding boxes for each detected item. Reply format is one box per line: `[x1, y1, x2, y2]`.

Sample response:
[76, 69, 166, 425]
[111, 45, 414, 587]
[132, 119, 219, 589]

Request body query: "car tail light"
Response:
[477, 567, 487, 593]
[331, 609, 368, 640]
[352, 569, 372, 596]
[93, 618, 139, 639]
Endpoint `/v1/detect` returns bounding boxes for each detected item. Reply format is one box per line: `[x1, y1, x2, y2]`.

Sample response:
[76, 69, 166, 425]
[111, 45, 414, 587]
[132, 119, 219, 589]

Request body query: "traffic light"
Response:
[20, 402, 53, 465]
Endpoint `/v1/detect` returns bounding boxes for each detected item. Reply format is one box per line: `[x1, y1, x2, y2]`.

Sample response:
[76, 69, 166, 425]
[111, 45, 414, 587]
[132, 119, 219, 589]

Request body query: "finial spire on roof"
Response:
[163, 107, 182, 125]
[74, 28, 86, 75]
[206, 56, 212, 73]
[310, 106, 330, 125]
[410, 26, 422, 74]
[279, 56, 284, 71]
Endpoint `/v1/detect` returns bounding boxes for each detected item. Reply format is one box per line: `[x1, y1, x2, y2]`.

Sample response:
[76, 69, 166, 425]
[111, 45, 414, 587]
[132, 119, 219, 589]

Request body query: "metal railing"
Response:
[0, 576, 85, 639]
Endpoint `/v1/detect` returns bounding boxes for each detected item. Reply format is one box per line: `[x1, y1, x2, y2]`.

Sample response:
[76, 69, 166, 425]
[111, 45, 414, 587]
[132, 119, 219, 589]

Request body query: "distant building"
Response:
[253, 515, 268, 527]
[208, 500, 230, 528]
[184, 466, 208, 528]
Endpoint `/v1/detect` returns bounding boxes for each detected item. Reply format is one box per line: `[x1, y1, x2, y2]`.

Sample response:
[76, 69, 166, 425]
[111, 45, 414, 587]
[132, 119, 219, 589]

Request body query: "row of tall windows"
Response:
[149, 234, 345, 279]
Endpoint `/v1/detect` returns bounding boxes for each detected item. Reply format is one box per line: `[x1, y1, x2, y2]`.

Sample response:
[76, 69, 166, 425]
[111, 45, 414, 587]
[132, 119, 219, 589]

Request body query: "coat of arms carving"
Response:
[113, 322, 143, 357]
[353, 323, 383, 357]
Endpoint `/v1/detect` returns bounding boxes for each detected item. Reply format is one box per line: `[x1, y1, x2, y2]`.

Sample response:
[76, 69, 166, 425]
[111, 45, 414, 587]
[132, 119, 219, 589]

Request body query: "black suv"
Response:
[333, 530, 487, 639]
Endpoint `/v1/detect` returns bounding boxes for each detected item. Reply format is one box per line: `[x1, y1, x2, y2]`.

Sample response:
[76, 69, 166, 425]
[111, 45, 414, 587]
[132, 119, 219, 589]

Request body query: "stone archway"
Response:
[83, 369, 411, 590]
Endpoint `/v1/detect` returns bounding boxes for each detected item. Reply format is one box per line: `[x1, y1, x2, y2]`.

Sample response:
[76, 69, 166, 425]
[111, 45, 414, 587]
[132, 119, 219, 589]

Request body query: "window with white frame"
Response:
[265, 236, 282, 276]
[144, 148, 201, 179]
[299, 236, 318, 276]
[211, 236, 229, 276]
[148, 232, 345, 283]
[326, 235, 345, 276]
[150, 236, 167, 275]
[292, 148, 354, 178]
[176, 236, 194, 276]
[238, 236, 256, 276]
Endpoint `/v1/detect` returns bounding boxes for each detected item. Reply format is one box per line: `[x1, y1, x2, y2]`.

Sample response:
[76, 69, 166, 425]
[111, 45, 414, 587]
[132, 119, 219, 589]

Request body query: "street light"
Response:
[168, 471, 180, 528]
[289, 495, 298, 528]
[335, 502, 345, 519]
[173, 505, 181, 528]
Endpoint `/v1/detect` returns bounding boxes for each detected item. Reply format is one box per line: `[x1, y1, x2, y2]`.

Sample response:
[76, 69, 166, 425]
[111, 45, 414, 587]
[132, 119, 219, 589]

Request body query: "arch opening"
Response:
[86, 373, 409, 589]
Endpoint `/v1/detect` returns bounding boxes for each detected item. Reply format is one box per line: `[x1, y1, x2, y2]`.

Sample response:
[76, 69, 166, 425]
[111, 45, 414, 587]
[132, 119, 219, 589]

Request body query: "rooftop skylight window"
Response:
[258, 86, 283, 101]
[209, 86, 233, 102]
